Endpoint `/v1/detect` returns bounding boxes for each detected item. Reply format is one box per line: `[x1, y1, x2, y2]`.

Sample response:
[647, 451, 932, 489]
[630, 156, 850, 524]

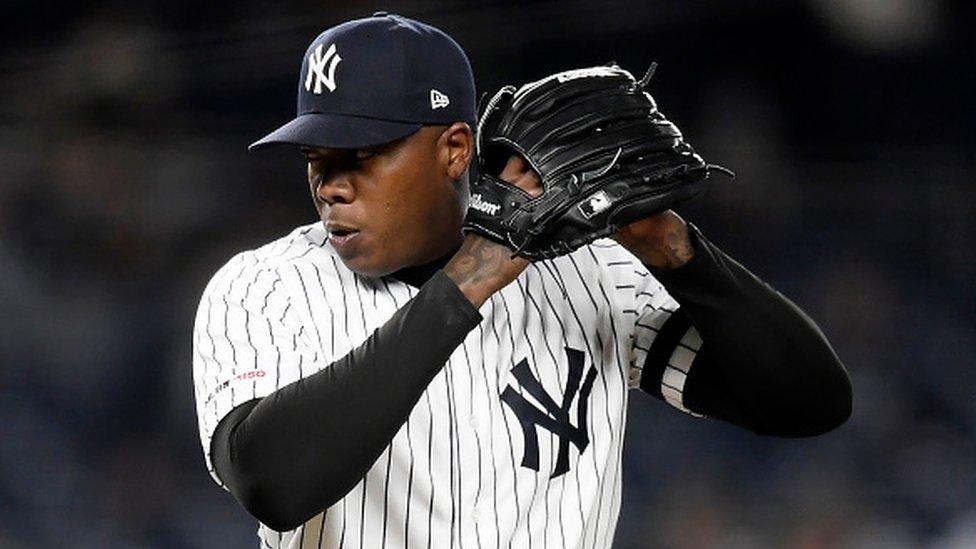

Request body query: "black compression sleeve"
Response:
[638, 224, 852, 437]
[210, 270, 481, 531]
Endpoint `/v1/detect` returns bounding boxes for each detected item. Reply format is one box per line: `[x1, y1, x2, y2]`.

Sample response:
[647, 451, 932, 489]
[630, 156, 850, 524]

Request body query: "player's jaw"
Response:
[319, 202, 461, 278]
[316, 209, 420, 279]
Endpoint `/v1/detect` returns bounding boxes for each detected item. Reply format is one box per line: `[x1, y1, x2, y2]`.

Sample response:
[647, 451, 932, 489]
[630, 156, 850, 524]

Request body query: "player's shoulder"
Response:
[199, 221, 340, 298]
[552, 238, 671, 307]
[569, 238, 652, 280]
[555, 238, 671, 298]
[249, 221, 334, 266]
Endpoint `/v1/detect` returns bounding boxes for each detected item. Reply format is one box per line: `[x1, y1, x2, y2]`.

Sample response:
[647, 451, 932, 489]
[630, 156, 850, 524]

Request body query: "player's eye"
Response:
[354, 149, 377, 160]
[301, 152, 319, 163]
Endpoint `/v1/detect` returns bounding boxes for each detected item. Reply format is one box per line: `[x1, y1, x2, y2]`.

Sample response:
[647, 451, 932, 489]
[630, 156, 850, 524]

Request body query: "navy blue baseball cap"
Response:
[249, 12, 476, 151]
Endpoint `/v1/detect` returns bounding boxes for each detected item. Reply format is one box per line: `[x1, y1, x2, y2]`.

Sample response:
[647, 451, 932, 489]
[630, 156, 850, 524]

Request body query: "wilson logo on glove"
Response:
[470, 193, 501, 215]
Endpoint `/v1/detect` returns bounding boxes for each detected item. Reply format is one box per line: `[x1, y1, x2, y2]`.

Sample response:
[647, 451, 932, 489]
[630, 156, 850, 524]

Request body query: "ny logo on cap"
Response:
[305, 43, 342, 94]
[430, 89, 450, 110]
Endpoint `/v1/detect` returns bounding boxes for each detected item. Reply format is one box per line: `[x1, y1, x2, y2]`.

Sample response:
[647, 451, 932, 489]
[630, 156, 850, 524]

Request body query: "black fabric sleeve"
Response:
[210, 270, 481, 532]
[637, 224, 852, 437]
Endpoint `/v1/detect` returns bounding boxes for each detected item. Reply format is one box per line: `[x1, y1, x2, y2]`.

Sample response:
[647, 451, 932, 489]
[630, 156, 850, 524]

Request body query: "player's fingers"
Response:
[499, 155, 542, 197]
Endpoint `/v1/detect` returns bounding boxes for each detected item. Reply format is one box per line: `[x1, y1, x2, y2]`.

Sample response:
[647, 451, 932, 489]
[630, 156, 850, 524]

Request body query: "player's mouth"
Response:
[326, 223, 361, 252]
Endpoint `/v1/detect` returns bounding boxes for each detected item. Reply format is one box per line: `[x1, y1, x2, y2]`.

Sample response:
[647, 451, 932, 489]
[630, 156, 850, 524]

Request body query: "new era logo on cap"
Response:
[305, 43, 342, 94]
[430, 89, 450, 110]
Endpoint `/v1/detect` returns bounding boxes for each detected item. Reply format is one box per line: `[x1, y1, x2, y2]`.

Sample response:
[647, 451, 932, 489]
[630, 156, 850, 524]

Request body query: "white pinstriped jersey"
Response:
[193, 222, 702, 549]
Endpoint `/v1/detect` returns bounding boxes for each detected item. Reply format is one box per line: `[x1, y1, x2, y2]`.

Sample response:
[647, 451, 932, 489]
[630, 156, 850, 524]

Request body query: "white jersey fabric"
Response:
[193, 222, 701, 549]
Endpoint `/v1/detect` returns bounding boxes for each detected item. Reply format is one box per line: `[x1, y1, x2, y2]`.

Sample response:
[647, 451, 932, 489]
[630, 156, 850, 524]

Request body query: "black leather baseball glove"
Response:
[463, 63, 733, 259]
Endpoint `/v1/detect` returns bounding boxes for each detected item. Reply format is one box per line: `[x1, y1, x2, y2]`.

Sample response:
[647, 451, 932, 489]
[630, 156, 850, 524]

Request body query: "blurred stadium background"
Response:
[1, 0, 974, 547]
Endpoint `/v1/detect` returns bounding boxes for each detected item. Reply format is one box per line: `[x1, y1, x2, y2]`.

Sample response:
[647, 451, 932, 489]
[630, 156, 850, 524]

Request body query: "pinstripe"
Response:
[258, 273, 284, 398]
[295, 264, 326, 362]
[359, 471, 367, 548]
[475, 323, 502, 549]
[380, 277, 415, 549]
[351, 273, 370, 337]
[486, 297, 522, 548]
[489, 293, 527, 549]
[382, 447, 393, 547]
[330, 256, 350, 342]
[425, 391, 435, 549]
[240, 259, 265, 400]
[311, 263, 337, 356]
[460, 339, 485, 549]
[338, 498, 346, 549]
[318, 510, 328, 548]
[349, 272, 372, 549]
[444, 357, 459, 549]
[405, 417, 415, 549]
[328, 256, 347, 549]
[277, 300, 292, 325]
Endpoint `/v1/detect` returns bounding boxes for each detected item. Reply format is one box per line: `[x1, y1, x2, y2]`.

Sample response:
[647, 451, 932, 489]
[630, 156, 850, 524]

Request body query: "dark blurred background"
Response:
[1, 0, 974, 547]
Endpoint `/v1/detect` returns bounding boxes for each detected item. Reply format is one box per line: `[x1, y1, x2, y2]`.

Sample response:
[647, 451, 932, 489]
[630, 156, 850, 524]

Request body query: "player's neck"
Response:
[388, 244, 462, 288]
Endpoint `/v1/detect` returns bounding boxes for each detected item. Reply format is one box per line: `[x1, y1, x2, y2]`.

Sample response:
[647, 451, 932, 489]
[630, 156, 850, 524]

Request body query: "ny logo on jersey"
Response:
[501, 347, 598, 478]
[305, 43, 342, 94]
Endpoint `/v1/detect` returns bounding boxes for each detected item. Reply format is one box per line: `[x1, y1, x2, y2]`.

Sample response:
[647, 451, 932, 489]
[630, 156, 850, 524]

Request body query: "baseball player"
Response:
[193, 13, 852, 549]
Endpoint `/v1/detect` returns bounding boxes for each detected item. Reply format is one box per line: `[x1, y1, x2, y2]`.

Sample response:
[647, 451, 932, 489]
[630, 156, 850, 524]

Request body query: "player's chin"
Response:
[334, 248, 395, 278]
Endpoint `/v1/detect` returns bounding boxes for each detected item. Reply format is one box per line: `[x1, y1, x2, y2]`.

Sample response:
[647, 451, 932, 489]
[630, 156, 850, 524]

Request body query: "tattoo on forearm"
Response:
[444, 237, 510, 290]
[660, 229, 694, 268]
[625, 225, 694, 270]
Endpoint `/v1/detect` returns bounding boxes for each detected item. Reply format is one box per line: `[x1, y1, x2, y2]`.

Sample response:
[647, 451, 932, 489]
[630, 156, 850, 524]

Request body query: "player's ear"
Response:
[439, 122, 474, 180]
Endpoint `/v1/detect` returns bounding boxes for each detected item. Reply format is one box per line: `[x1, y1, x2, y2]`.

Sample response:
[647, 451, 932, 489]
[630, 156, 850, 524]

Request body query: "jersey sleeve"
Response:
[627, 269, 705, 417]
[595, 241, 704, 417]
[192, 252, 318, 487]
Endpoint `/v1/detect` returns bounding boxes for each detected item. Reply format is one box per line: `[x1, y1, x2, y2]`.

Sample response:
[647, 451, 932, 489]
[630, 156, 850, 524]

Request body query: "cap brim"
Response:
[248, 113, 422, 151]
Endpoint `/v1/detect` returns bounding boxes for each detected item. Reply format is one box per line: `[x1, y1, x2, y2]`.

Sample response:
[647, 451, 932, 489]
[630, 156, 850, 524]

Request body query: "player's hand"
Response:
[496, 153, 542, 197]
[445, 155, 540, 308]
[612, 210, 695, 270]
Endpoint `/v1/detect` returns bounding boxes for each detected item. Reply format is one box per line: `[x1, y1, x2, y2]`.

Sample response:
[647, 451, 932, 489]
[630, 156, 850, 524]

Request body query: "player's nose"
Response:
[316, 173, 355, 205]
